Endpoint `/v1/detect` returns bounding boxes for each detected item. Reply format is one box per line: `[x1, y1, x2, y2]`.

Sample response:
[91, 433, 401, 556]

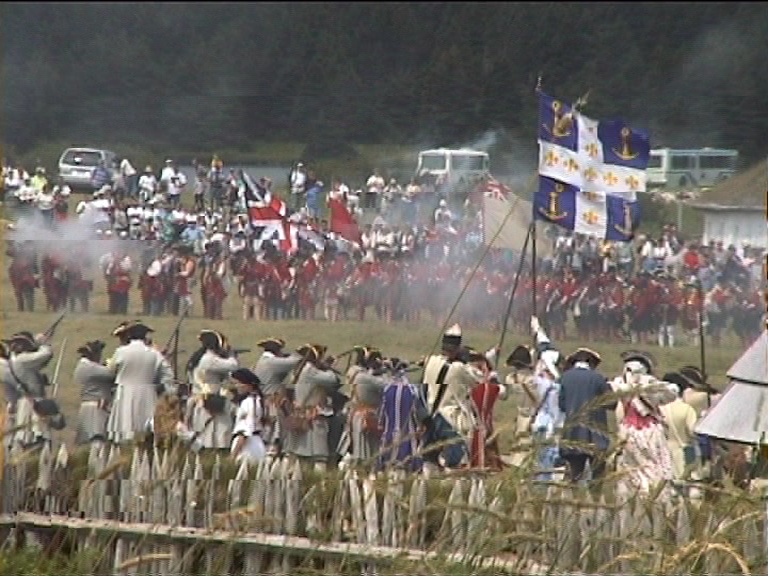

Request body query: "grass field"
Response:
[0, 219, 745, 451]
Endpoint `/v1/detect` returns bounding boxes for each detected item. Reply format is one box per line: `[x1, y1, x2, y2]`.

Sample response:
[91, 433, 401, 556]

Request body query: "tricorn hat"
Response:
[620, 350, 656, 375]
[679, 365, 715, 392]
[231, 367, 261, 387]
[442, 323, 462, 350]
[77, 340, 105, 358]
[566, 347, 602, 369]
[296, 343, 326, 363]
[112, 320, 134, 337]
[661, 372, 691, 394]
[257, 337, 286, 351]
[199, 329, 226, 351]
[9, 331, 37, 350]
[126, 321, 154, 341]
[506, 345, 533, 369]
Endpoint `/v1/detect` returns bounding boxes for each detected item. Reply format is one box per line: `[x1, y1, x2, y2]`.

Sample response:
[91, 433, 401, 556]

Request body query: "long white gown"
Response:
[231, 394, 266, 464]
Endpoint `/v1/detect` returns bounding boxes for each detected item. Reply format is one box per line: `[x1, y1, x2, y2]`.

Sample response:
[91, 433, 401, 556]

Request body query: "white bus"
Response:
[416, 148, 490, 185]
[646, 148, 738, 190]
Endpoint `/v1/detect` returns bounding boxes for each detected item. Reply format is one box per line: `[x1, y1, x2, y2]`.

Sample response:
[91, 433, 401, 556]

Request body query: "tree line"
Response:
[2, 3, 767, 166]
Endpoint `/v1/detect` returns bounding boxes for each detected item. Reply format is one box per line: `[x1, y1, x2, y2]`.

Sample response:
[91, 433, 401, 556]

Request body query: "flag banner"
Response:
[535, 91, 649, 240]
[534, 176, 640, 241]
[249, 199, 295, 252]
[328, 198, 362, 245]
[482, 176, 552, 257]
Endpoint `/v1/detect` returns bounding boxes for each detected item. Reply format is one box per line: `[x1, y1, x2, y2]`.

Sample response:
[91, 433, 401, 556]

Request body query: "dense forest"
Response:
[3, 2, 768, 165]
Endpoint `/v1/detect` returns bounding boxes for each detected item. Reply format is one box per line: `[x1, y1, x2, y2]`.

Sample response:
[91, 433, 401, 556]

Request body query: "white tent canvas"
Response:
[696, 331, 768, 445]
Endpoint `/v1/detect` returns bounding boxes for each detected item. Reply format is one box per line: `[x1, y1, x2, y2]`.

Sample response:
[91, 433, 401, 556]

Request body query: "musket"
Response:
[162, 304, 190, 355]
[51, 337, 68, 399]
[43, 312, 67, 340]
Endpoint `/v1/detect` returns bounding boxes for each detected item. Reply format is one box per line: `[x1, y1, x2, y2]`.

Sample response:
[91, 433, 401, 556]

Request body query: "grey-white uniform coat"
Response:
[284, 363, 342, 461]
[253, 351, 302, 445]
[7, 345, 54, 447]
[347, 368, 387, 463]
[106, 340, 174, 443]
[188, 350, 239, 449]
[74, 358, 115, 444]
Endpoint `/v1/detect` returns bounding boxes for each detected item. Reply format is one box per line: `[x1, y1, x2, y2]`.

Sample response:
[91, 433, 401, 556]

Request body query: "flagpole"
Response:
[531, 220, 538, 319]
[495, 221, 534, 369]
[697, 277, 707, 379]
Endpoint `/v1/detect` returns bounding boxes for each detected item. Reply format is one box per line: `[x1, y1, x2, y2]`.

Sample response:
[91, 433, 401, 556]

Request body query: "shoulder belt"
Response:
[430, 362, 451, 417]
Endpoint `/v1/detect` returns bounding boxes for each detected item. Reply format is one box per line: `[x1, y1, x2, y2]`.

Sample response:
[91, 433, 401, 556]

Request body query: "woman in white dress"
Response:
[230, 368, 267, 465]
[612, 351, 677, 499]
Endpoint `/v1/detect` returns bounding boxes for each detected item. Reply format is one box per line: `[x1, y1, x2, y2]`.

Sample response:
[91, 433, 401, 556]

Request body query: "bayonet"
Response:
[51, 337, 68, 398]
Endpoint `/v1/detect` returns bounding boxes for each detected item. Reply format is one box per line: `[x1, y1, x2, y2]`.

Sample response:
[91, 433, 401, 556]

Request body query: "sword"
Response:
[51, 337, 68, 399]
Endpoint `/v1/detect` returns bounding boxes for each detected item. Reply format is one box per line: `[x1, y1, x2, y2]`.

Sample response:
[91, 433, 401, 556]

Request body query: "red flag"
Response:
[328, 198, 361, 244]
[468, 175, 511, 205]
[249, 195, 296, 253]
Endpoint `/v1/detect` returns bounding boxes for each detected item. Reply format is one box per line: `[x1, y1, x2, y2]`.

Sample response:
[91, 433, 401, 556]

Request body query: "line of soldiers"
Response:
[1, 316, 746, 488]
[9, 234, 763, 352]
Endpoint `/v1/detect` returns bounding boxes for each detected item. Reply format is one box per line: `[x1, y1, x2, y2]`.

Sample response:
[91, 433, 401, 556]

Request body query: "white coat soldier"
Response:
[344, 346, 387, 468]
[1, 341, 15, 447]
[283, 344, 342, 471]
[230, 368, 267, 465]
[74, 340, 115, 446]
[504, 344, 537, 439]
[253, 337, 302, 452]
[106, 321, 175, 444]
[6, 331, 55, 448]
[421, 324, 485, 471]
[186, 330, 239, 450]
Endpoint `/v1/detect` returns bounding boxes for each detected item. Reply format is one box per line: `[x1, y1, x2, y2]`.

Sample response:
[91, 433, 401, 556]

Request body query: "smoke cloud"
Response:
[7, 210, 133, 273]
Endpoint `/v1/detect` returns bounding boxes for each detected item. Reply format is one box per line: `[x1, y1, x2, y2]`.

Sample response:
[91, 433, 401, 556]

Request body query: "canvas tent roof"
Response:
[696, 330, 768, 445]
[692, 158, 768, 211]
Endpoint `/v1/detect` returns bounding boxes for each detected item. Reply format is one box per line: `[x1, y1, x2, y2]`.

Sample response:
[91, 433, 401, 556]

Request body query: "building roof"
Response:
[692, 158, 768, 211]
[696, 331, 768, 445]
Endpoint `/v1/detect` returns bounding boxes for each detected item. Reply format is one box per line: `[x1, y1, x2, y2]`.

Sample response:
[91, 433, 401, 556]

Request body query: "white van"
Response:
[416, 148, 490, 185]
[646, 148, 738, 190]
[58, 147, 117, 191]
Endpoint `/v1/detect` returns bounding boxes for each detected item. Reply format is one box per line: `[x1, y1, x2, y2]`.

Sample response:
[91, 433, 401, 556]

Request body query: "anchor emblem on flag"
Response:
[538, 182, 569, 221]
[614, 202, 634, 237]
[612, 127, 639, 161]
[542, 100, 574, 140]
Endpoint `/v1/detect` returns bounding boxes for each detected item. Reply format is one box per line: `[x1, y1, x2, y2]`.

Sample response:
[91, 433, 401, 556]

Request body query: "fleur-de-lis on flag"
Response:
[603, 171, 618, 186]
[583, 167, 598, 182]
[582, 211, 600, 226]
[545, 149, 560, 167]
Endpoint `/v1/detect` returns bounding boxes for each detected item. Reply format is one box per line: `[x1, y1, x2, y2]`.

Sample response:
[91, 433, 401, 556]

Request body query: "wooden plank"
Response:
[1, 512, 544, 574]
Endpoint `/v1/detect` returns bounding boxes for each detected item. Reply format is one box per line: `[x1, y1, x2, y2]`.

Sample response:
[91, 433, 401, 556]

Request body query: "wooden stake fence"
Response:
[1, 442, 767, 575]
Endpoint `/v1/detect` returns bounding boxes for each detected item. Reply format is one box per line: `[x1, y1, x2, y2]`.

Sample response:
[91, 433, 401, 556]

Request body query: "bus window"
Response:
[451, 154, 486, 171]
[420, 154, 447, 171]
[647, 154, 663, 169]
[670, 155, 693, 170]
[699, 155, 736, 170]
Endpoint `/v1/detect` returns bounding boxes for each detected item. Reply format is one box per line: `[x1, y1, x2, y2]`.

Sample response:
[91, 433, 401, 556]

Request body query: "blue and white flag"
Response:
[534, 91, 649, 241]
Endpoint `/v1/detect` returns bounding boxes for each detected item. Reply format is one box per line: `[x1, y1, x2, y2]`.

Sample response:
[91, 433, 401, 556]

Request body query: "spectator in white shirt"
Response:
[289, 162, 307, 211]
[138, 166, 158, 204]
[119, 156, 138, 198]
[365, 170, 385, 211]
[167, 166, 187, 208]
[433, 199, 453, 225]
[160, 159, 175, 186]
[36, 185, 55, 226]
